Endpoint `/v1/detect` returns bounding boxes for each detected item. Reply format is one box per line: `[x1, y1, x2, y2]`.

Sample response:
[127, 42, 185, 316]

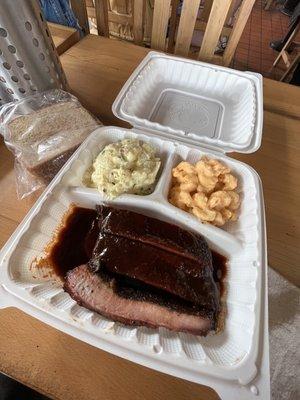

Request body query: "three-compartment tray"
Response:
[0, 53, 270, 399]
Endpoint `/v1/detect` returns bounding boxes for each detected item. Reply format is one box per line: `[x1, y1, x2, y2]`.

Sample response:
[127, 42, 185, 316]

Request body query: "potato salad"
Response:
[88, 139, 161, 198]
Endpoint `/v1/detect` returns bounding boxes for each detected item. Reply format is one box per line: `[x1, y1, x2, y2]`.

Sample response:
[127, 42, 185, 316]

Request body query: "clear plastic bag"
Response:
[0, 89, 101, 199]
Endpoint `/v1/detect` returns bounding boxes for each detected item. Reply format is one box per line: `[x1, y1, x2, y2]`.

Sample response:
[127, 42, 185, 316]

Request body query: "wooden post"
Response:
[70, 0, 90, 35]
[133, 0, 145, 45]
[198, 0, 232, 62]
[151, 0, 172, 51]
[271, 26, 300, 69]
[174, 0, 201, 57]
[223, 0, 256, 67]
[270, 25, 300, 81]
[94, 0, 109, 37]
[280, 53, 300, 82]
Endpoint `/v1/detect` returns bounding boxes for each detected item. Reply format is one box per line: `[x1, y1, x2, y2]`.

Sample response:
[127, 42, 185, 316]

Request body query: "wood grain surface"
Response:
[0, 34, 299, 400]
[0, 308, 218, 400]
[49, 23, 80, 55]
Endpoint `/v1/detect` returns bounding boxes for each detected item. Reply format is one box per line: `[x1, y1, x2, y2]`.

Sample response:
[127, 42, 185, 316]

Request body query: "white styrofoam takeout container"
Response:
[0, 52, 270, 399]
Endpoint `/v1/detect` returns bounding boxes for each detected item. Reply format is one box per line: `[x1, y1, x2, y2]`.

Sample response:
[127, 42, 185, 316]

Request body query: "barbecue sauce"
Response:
[212, 251, 227, 297]
[47, 206, 98, 278]
[48, 206, 227, 296]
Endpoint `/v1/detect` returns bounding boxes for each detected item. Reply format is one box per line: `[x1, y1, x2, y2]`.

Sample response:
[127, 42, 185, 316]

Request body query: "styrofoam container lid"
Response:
[113, 52, 263, 154]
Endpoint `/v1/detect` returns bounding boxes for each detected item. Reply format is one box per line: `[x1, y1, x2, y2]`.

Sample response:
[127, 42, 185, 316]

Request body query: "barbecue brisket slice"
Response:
[89, 233, 219, 308]
[64, 264, 214, 335]
[63, 206, 221, 335]
[98, 205, 212, 266]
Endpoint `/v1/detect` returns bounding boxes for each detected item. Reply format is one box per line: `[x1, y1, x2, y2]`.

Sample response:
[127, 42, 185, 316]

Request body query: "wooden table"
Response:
[0, 34, 299, 400]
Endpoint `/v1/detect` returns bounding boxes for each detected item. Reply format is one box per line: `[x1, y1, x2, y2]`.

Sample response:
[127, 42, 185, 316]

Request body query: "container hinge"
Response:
[131, 127, 226, 155]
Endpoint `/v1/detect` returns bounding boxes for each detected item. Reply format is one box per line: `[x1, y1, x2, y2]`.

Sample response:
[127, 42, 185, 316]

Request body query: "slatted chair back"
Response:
[71, 0, 255, 66]
[152, 0, 255, 66]
[72, 0, 145, 45]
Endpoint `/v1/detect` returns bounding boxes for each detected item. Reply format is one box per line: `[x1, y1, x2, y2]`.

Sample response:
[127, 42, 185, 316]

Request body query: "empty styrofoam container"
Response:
[113, 52, 263, 153]
[0, 52, 269, 400]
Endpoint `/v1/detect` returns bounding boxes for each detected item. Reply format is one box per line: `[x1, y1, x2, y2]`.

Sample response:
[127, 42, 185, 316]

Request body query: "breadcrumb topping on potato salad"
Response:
[87, 139, 161, 198]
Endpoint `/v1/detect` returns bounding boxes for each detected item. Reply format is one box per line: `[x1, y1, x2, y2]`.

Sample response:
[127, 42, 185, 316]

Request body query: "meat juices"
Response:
[62, 206, 224, 335]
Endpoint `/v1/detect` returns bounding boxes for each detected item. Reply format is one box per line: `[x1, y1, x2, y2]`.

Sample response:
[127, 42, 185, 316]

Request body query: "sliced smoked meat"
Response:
[64, 264, 214, 335]
[97, 205, 212, 267]
[89, 233, 219, 308]
[59, 205, 223, 335]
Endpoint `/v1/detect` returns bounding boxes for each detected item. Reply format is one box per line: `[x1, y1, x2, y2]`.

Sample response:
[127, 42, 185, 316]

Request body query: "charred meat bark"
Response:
[98, 205, 212, 266]
[89, 233, 219, 308]
[61, 205, 223, 335]
[65, 265, 214, 335]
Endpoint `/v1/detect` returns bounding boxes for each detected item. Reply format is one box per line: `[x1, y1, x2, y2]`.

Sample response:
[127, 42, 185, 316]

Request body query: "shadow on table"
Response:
[0, 373, 49, 400]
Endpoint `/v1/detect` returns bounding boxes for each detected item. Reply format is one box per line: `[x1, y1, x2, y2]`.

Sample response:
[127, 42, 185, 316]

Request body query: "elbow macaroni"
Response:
[169, 157, 240, 227]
